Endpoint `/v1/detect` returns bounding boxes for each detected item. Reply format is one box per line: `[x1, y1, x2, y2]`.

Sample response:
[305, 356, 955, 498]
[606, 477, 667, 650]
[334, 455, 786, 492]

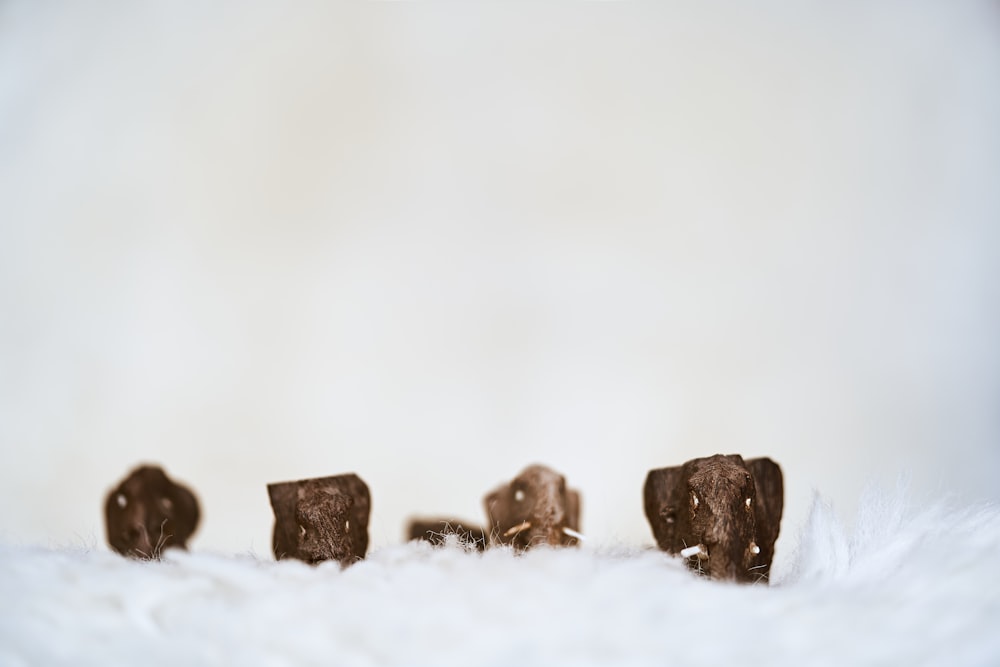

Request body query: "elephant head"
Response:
[104, 464, 200, 559]
[643, 454, 783, 583]
[484, 464, 583, 549]
[267, 473, 370, 566]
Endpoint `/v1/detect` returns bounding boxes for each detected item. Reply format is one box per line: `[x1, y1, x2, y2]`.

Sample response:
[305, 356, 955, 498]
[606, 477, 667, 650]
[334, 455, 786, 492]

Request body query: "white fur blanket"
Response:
[2, 490, 998, 666]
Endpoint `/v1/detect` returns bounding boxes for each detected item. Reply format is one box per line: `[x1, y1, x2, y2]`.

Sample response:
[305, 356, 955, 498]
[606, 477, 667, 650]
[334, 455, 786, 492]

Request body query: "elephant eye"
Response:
[514, 489, 525, 502]
[160, 497, 173, 512]
[116, 493, 128, 509]
[661, 508, 676, 524]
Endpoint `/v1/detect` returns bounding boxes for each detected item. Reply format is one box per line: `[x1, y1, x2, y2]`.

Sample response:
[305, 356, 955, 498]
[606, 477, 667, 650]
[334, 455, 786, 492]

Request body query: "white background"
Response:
[1, 1, 998, 566]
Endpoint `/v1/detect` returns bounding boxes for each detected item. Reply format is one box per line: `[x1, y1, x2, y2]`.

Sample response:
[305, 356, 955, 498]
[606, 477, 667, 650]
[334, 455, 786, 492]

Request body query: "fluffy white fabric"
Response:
[2, 489, 998, 666]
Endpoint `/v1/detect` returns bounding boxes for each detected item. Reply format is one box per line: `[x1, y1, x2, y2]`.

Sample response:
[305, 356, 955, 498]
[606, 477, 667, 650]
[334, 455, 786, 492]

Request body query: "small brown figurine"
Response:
[484, 464, 583, 549]
[406, 518, 487, 551]
[104, 464, 200, 559]
[267, 473, 370, 566]
[644, 454, 783, 583]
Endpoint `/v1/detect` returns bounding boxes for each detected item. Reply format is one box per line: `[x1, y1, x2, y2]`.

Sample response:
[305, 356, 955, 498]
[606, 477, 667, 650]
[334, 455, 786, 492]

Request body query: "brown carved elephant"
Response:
[484, 464, 583, 549]
[267, 473, 370, 566]
[104, 464, 200, 559]
[644, 454, 783, 583]
[406, 518, 487, 551]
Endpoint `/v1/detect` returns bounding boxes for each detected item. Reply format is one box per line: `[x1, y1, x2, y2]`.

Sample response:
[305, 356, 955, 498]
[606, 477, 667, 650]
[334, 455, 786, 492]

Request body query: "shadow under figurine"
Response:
[104, 464, 201, 559]
[267, 473, 370, 566]
[644, 454, 783, 583]
[484, 464, 583, 549]
[406, 518, 487, 551]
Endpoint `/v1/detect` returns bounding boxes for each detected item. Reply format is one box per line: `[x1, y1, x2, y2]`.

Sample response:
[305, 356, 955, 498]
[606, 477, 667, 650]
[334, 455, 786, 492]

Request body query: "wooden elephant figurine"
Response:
[267, 473, 370, 566]
[644, 454, 783, 583]
[406, 518, 487, 551]
[484, 464, 583, 549]
[104, 464, 200, 559]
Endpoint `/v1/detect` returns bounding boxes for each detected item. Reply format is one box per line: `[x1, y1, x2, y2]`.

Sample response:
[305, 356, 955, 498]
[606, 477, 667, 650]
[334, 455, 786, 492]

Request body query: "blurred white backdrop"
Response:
[1, 2, 998, 568]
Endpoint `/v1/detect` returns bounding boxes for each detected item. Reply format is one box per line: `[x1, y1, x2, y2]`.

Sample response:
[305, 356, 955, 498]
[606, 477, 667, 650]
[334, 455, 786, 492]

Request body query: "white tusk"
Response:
[680, 544, 706, 559]
[504, 521, 532, 537]
[562, 527, 586, 542]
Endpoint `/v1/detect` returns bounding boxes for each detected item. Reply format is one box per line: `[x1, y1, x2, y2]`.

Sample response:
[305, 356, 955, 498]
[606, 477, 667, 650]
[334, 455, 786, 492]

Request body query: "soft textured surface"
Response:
[2, 490, 998, 666]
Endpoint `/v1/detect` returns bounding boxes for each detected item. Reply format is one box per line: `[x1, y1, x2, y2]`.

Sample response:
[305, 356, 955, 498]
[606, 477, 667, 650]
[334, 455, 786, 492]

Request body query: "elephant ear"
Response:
[267, 480, 299, 559]
[565, 488, 582, 532]
[643, 466, 684, 552]
[747, 457, 784, 567]
[326, 474, 371, 558]
[165, 478, 200, 547]
[483, 483, 511, 542]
